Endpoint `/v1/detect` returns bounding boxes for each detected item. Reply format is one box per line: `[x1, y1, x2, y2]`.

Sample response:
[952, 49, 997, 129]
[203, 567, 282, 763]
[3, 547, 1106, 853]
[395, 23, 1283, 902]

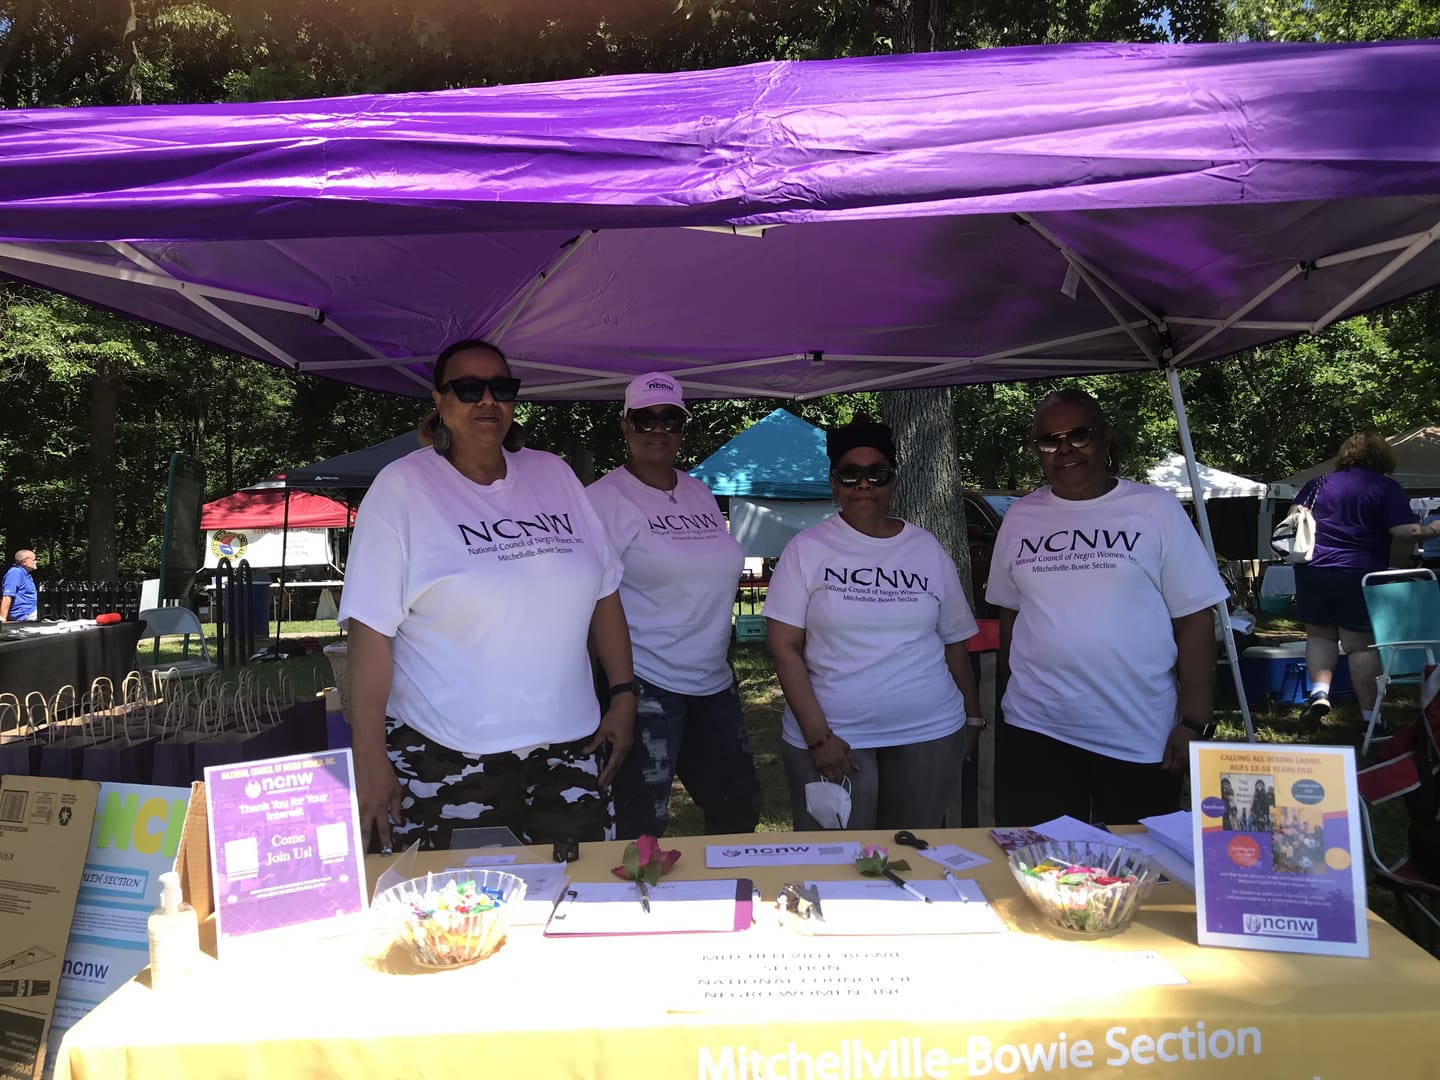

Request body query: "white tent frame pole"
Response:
[318, 319, 433, 391]
[808, 322, 1152, 397]
[1309, 222, 1439, 332]
[1169, 265, 1302, 367]
[1167, 365, 1255, 742]
[0, 241, 321, 316]
[1015, 213, 1162, 324]
[108, 242, 305, 371]
[482, 229, 596, 345]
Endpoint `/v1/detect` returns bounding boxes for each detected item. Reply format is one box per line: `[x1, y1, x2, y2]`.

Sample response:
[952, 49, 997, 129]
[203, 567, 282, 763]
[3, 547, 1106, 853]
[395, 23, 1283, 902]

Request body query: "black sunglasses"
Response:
[1034, 426, 1099, 454]
[628, 410, 686, 434]
[832, 463, 896, 488]
[441, 376, 521, 403]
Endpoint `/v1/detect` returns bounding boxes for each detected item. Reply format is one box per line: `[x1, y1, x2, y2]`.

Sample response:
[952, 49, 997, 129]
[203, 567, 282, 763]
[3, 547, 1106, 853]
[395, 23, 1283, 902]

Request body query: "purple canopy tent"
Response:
[4, 39, 1440, 734]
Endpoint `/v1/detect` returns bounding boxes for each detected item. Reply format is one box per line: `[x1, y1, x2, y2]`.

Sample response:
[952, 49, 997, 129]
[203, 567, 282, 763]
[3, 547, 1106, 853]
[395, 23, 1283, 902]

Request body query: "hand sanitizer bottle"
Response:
[147, 871, 198, 991]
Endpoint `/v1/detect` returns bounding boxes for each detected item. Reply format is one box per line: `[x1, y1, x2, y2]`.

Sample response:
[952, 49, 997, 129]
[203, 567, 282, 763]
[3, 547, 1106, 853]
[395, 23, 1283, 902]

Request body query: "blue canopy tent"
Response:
[689, 409, 835, 557]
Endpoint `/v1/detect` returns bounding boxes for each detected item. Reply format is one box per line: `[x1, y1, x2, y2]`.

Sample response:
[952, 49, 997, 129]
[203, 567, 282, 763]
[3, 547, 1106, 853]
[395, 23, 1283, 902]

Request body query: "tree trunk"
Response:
[880, 0, 972, 598]
[88, 353, 119, 579]
[572, 444, 596, 486]
[881, 387, 973, 602]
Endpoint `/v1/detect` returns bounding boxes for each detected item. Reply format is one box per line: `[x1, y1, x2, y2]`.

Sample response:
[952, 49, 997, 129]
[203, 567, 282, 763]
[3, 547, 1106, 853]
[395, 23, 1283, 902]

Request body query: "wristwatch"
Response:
[608, 681, 640, 699]
[1179, 717, 1217, 739]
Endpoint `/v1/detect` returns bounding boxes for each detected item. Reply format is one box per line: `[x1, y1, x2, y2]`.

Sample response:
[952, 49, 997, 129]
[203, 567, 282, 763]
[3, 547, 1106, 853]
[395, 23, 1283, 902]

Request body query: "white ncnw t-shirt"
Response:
[763, 515, 978, 750]
[986, 479, 1228, 763]
[339, 447, 622, 755]
[587, 467, 743, 696]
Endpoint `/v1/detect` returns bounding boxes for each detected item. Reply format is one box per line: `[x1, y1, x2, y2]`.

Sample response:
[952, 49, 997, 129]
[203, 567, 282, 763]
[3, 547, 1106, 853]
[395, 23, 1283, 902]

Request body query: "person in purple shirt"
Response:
[1294, 433, 1440, 727]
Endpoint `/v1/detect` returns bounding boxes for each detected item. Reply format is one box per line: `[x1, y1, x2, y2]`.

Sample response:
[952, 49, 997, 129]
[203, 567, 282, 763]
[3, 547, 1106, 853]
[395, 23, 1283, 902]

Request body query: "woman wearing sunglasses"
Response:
[986, 388, 1229, 825]
[764, 416, 983, 830]
[586, 373, 761, 838]
[340, 338, 636, 852]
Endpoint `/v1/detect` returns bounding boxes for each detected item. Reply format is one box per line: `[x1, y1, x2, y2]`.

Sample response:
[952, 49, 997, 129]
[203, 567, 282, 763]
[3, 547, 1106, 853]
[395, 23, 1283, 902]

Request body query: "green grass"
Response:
[147, 617, 1438, 955]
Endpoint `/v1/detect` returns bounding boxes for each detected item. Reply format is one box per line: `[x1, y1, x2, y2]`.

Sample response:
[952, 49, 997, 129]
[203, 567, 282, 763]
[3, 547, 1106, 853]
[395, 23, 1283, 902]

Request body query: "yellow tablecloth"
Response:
[55, 829, 1440, 1079]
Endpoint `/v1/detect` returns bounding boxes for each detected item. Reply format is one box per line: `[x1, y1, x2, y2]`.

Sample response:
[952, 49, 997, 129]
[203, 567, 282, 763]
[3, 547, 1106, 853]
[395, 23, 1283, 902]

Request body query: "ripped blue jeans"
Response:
[612, 676, 761, 839]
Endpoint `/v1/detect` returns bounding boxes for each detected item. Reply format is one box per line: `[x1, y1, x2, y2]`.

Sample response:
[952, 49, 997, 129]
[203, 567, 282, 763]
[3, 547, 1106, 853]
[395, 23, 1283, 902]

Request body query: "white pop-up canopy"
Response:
[1147, 454, 1268, 502]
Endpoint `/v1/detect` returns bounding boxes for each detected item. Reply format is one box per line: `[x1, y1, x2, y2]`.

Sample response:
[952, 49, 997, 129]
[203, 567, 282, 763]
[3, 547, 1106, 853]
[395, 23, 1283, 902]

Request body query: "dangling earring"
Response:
[432, 417, 452, 456]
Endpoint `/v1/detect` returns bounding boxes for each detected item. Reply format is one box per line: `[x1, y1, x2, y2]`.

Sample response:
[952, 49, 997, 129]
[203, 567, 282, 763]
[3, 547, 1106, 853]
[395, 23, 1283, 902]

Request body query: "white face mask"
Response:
[804, 776, 852, 829]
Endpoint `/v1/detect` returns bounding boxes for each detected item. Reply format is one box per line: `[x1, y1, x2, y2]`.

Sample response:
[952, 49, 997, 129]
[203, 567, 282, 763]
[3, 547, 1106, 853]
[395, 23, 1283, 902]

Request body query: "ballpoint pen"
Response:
[943, 869, 969, 902]
[883, 868, 933, 903]
[636, 879, 652, 914]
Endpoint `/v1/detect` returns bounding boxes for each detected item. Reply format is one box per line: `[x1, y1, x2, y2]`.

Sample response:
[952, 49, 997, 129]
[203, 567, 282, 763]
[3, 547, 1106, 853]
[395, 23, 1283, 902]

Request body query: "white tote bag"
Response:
[1271, 477, 1325, 564]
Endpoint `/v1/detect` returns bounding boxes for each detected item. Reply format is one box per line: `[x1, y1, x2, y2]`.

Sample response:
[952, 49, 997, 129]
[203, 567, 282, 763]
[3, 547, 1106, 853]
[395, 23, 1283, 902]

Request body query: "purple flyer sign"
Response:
[205, 749, 366, 953]
[1190, 743, 1367, 959]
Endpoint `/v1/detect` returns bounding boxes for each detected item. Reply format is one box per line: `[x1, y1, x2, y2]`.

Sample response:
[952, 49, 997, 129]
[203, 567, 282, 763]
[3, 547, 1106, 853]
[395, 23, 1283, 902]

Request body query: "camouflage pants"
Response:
[386, 719, 615, 851]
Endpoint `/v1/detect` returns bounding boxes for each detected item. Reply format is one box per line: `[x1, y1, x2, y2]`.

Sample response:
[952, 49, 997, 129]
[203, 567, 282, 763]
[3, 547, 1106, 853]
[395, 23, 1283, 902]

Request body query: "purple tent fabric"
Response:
[1, 40, 1439, 399]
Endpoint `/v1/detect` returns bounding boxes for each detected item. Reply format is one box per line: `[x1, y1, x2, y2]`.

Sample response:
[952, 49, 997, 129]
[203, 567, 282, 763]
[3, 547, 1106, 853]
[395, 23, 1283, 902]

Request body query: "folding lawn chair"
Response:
[1360, 569, 1440, 754]
[1356, 666, 1440, 948]
[138, 606, 218, 680]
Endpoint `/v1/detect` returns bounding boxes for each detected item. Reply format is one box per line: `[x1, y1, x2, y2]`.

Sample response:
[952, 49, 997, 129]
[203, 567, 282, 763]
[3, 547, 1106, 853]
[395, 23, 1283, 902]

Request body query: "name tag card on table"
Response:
[706, 842, 861, 868]
[204, 749, 367, 956]
[545, 879, 753, 936]
[802, 879, 1008, 935]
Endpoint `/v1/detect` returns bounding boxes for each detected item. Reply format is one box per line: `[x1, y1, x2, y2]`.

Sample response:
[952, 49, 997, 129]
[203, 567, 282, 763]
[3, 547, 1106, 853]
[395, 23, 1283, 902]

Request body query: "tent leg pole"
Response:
[276, 489, 290, 654]
[1166, 367, 1256, 743]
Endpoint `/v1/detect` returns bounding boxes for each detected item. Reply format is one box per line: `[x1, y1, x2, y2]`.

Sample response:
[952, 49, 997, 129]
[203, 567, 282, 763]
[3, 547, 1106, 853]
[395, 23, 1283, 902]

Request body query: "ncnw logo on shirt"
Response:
[648, 512, 723, 533]
[457, 513, 575, 544]
[1018, 528, 1142, 555]
[823, 566, 929, 590]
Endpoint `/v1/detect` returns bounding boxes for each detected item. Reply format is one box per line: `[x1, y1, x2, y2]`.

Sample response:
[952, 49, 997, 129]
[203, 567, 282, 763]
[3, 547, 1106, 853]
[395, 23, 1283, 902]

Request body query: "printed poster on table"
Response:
[205, 749, 366, 954]
[1190, 743, 1367, 957]
[48, 783, 191, 1060]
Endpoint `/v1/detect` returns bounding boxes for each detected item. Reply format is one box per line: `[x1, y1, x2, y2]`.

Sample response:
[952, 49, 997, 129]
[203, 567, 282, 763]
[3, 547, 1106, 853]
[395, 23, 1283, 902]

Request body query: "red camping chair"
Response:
[1357, 664, 1440, 946]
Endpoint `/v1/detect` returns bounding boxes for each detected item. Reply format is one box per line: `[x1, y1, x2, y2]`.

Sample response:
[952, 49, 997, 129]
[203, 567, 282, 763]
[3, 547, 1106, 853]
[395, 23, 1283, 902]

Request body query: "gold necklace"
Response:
[449, 453, 505, 486]
[626, 461, 677, 503]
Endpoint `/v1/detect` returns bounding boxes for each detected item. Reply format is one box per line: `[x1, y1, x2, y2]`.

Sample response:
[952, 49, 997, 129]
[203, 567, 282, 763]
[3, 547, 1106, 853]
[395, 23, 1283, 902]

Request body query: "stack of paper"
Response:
[801, 879, 1007, 936]
[1139, 810, 1195, 862]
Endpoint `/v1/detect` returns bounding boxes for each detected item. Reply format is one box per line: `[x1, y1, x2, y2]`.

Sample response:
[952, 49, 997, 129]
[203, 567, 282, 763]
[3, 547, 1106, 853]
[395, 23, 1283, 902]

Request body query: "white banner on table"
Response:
[705, 841, 861, 868]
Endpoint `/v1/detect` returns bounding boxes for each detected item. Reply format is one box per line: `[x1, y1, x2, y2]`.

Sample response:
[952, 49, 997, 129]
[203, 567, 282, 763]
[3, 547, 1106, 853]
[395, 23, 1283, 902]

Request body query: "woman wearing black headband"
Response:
[763, 416, 983, 830]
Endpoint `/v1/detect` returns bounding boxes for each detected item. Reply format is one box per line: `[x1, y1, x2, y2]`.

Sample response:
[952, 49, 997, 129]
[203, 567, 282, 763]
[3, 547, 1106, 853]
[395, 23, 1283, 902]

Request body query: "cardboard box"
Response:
[0, 775, 99, 1080]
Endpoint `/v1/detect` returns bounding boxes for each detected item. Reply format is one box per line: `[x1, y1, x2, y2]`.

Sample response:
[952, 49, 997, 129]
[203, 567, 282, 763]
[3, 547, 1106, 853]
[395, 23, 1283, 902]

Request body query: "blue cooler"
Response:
[1240, 641, 1355, 706]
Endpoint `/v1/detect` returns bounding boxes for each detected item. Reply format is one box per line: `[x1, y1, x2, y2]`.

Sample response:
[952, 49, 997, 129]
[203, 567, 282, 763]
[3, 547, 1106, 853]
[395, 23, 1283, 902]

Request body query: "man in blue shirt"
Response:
[1, 550, 38, 621]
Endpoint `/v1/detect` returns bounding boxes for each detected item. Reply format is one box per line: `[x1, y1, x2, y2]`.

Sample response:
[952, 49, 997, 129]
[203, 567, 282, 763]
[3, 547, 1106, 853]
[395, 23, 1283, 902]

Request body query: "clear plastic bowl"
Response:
[1008, 840, 1161, 935]
[372, 869, 527, 966]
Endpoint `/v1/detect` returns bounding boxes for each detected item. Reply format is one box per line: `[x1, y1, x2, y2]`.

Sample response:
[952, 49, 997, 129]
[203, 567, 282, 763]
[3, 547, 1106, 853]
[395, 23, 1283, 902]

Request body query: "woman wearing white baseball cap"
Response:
[587, 372, 761, 838]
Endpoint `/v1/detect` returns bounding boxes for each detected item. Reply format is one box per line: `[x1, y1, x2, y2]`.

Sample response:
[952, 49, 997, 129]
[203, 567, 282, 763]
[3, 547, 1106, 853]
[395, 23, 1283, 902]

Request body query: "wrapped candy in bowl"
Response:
[1008, 841, 1161, 936]
[373, 869, 527, 966]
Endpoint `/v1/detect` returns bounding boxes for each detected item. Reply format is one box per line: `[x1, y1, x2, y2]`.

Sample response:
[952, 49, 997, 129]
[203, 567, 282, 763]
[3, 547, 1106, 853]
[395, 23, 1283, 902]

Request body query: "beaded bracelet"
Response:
[805, 731, 832, 750]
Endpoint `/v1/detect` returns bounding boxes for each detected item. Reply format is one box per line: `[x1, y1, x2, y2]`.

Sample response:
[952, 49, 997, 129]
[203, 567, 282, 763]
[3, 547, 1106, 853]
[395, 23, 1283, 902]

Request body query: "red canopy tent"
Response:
[201, 488, 355, 530]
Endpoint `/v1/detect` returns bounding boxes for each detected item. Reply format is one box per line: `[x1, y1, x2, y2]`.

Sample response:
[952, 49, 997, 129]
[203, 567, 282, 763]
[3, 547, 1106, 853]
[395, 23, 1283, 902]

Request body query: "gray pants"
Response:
[782, 727, 968, 832]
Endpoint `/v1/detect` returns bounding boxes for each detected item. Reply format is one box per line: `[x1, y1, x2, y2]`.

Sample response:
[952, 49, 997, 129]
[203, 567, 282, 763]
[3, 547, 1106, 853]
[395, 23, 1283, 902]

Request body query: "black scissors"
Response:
[893, 830, 931, 850]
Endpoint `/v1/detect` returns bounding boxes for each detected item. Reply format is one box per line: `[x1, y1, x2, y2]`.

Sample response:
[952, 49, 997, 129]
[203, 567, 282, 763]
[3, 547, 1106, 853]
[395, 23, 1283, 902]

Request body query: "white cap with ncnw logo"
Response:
[622, 372, 689, 416]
